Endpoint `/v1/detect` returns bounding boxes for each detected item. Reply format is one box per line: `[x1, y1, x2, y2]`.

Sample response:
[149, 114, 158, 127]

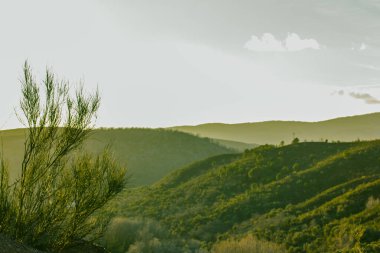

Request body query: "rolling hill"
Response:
[0, 128, 233, 185]
[211, 138, 258, 152]
[170, 112, 380, 145]
[112, 140, 380, 252]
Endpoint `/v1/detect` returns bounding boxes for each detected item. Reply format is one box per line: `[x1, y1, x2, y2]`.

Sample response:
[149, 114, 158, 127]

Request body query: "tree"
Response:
[291, 137, 300, 144]
[0, 62, 127, 251]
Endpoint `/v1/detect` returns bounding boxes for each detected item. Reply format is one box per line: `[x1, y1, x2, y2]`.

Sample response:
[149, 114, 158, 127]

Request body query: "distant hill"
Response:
[170, 112, 380, 145]
[115, 141, 380, 252]
[0, 128, 233, 185]
[211, 138, 258, 152]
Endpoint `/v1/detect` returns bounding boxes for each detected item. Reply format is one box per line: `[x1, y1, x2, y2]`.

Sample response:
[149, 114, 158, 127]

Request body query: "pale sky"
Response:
[1, 0, 380, 129]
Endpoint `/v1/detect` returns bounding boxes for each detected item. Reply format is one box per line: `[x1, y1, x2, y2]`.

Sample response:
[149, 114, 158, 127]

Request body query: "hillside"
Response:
[211, 138, 258, 152]
[0, 234, 108, 253]
[111, 141, 380, 252]
[0, 234, 45, 253]
[170, 112, 380, 145]
[0, 128, 233, 185]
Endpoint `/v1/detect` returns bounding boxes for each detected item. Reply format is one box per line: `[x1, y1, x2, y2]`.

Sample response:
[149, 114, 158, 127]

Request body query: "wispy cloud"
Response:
[355, 63, 380, 71]
[285, 33, 321, 51]
[244, 33, 284, 52]
[349, 92, 380, 104]
[356, 85, 380, 90]
[244, 33, 321, 52]
[351, 42, 368, 51]
[333, 89, 380, 104]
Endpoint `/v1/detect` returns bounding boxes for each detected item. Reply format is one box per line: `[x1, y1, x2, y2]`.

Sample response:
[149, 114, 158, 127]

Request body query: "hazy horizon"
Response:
[1, 0, 380, 129]
[1, 111, 379, 131]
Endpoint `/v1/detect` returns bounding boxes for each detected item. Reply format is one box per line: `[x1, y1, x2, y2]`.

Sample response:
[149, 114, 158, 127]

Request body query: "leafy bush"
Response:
[103, 217, 207, 253]
[0, 62, 127, 251]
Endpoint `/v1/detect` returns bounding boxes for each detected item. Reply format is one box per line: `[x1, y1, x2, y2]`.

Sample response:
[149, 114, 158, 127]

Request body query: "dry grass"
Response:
[211, 234, 285, 253]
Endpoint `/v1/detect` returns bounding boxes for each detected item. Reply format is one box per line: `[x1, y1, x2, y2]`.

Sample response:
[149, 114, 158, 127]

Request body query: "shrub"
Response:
[103, 217, 205, 253]
[0, 62, 127, 251]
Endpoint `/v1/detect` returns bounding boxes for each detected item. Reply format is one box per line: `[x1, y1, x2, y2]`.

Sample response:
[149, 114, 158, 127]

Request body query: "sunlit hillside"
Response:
[109, 141, 380, 252]
[171, 113, 380, 145]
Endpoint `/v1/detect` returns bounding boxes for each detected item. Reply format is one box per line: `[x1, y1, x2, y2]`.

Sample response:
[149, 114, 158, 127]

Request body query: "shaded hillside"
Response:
[171, 112, 380, 145]
[113, 141, 380, 252]
[212, 138, 258, 152]
[0, 128, 233, 185]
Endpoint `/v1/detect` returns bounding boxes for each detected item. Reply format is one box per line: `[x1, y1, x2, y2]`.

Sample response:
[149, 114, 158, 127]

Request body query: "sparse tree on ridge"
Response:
[291, 137, 300, 144]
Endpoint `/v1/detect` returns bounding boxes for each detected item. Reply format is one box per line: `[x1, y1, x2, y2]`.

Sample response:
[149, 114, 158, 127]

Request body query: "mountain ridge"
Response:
[170, 112, 380, 144]
[173, 112, 380, 127]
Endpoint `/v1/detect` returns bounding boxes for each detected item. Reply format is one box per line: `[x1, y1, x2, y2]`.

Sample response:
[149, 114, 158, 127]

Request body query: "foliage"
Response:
[102, 217, 206, 253]
[0, 62, 127, 251]
[111, 141, 380, 252]
[291, 137, 300, 144]
[211, 234, 285, 253]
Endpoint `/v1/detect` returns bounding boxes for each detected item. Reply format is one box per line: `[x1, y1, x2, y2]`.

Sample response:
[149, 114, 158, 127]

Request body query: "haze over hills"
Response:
[171, 113, 380, 145]
[211, 138, 258, 151]
[0, 128, 233, 186]
[112, 140, 380, 252]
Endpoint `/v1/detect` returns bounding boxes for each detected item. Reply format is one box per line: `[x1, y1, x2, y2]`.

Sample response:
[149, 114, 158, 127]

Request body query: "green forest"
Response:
[104, 141, 380, 252]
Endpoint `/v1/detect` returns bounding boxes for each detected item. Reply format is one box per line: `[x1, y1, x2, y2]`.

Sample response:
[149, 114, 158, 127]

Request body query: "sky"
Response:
[1, 0, 380, 129]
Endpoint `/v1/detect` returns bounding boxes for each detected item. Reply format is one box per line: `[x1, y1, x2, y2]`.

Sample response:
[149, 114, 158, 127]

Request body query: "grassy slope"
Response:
[0, 128, 233, 186]
[170, 112, 380, 145]
[116, 141, 380, 252]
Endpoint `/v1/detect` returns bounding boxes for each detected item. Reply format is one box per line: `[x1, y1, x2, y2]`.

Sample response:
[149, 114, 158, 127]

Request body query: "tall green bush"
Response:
[0, 62, 127, 251]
